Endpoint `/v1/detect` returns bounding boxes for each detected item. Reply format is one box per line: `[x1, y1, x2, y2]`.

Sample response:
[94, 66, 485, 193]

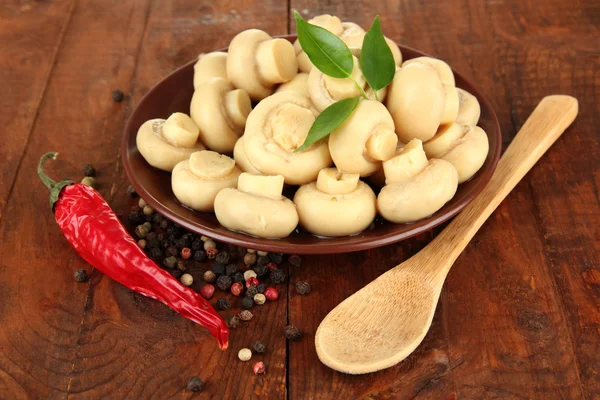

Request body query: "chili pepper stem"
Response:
[37, 152, 74, 209]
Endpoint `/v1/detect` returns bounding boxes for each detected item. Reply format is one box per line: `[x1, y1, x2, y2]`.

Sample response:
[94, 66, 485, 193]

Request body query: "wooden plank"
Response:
[0, 0, 74, 219]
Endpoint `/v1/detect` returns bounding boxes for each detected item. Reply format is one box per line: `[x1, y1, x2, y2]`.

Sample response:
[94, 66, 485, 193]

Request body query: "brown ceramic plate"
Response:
[122, 35, 501, 254]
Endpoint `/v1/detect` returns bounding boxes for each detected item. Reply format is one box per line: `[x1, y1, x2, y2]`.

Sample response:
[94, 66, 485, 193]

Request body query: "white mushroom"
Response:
[214, 173, 299, 238]
[243, 91, 332, 185]
[367, 141, 405, 188]
[339, 22, 402, 66]
[402, 56, 455, 86]
[294, 15, 344, 73]
[233, 136, 261, 174]
[377, 139, 458, 223]
[136, 113, 205, 172]
[275, 72, 310, 98]
[423, 123, 489, 183]
[227, 29, 298, 101]
[193, 52, 228, 89]
[328, 100, 398, 176]
[294, 168, 376, 237]
[190, 78, 252, 154]
[456, 88, 481, 126]
[171, 150, 241, 212]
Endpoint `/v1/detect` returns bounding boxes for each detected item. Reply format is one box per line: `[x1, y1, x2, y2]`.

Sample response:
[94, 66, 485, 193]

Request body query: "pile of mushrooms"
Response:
[134, 14, 491, 239]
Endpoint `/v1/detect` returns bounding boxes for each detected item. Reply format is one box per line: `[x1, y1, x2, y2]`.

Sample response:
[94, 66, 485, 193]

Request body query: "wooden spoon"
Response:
[315, 95, 579, 374]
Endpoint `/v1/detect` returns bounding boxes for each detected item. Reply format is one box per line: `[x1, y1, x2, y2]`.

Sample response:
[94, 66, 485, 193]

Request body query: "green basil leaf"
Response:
[360, 15, 396, 92]
[295, 97, 361, 153]
[294, 10, 354, 79]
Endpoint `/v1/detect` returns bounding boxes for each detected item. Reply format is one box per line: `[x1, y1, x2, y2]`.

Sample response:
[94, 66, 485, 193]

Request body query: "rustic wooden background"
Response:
[1, 0, 598, 398]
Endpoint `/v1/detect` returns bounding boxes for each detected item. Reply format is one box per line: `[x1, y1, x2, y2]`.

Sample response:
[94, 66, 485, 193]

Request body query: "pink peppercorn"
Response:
[206, 248, 219, 259]
[246, 277, 259, 288]
[264, 287, 279, 301]
[267, 262, 278, 270]
[200, 284, 215, 299]
[253, 361, 266, 375]
[181, 247, 192, 260]
[231, 282, 244, 296]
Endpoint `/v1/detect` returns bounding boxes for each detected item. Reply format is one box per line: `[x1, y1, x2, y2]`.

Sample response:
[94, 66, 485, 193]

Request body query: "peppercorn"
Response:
[256, 283, 267, 294]
[138, 239, 147, 249]
[181, 247, 192, 260]
[201, 235, 210, 242]
[215, 251, 230, 264]
[112, 89, 125, 103]
[152, 213, 164, 225]
[204, 240, 217, 250]
[193, 250, 207, 262]
[142, 205, 154, 215]
[225, 264, 238, 276]
[253, 361, 266, 375]
[253, 340, 266, 354]
[126, 185, 137, 197]
[246, 287, 258, 298]
[74, 269, 88, 282]
[238, 348, 252, 361]
[203, 270, 216, 283]
[241, 297, 253, 309]
[268, 253, 283, 264]
[253, 264, 268, 278]
[166, 246, 178, 257]
[135, 225, 149, 238]
[253, 293, 266, 305]
[243, 270, 257, 280]
[138, 198, 147, 208]
[186, 376, 204, 392]
[226, 315, 240, 329]
[288, 254, 302, 267]
[212, 263, 226, 276]
[216, 275, 232, 291]
[176, 237, 189, 250]
[216, 298, 231, 311]
[239, 310, 253, 321]
[264, 287, 279, 301]
[256, 255, 270, 267]
[247, 249, 256, 254]
[128, 211, 143, 224]
[149, 247, 162, 260]
[176, 260, 187, 272]
[295, 281, 311, 295]
[246, 277, 259, 288]
[244, 253, 257, 266]
[284, 325, 302, 341]
[142, 221, 152, 231]
[191, 239, 202, 251]
[267, 262, 278, 270]
[270, 269, 286, 284]
[231, 282, 244, 296]
[233, 272, 244, 283]
[180, 273, 193, 286]
[163, 256, 177, 268]
[206, 248, 219, 259]
[160, 239, 171, 250]
[257, 250, 268, 257]
[81, 176, 96, 188]
[172, 269, 183, 280]
[82, 164, 96, 177]
[160, 219, 169, 230]
[200, 284, 215, 299]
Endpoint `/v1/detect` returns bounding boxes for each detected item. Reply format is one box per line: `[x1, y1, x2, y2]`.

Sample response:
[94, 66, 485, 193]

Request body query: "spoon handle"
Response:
[424, 95, 578, 277]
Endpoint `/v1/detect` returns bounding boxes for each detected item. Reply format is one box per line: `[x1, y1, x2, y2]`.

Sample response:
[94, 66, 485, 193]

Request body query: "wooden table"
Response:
[1, 0, 598, 398]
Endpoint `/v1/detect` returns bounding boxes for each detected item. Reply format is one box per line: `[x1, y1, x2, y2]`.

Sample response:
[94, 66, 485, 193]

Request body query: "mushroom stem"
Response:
[188, 151, 236, 179]
[366, 128, 399, 161]
[162, 113, 200, 148]
[383, 139, 429, 185]
[256, 39, 297, 84]
[238, 173, 284, 200]
[224, 89, 252, 129]
[316, 168, 359, 195]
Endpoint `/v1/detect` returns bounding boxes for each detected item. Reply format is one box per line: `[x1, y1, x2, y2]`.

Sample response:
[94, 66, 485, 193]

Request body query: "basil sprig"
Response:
[294, 12, 396, 151]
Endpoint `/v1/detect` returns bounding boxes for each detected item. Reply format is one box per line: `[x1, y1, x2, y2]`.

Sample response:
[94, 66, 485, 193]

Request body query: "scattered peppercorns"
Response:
[239, 310, 253, 321]
[137, 239, 147, 249]
[226, 315, 240, 329]
[253, 340, 266, 354]
[166, 246, 178, 257]
[264, 287, 279, 301]
[241, 297, 253, 309]
[126, 185, 137, 197]
[200, 284, 215, 299]
[203, 270, 216, 283]
[81, 176, 96, 188]
[206, 248, 219, 259]
[233, 272, 244, 283]
[243, 270, 257, 281]
[295, 281, 311, 295]
[253, 361, 266, 375]
[247, 249, 256, 254]
[216, 275, 232, 291]
[180, 273, 193, 286]
[268, 253, 283, 264]
[231, 282, 244, 296]
[244, 253, 257, 266]
[180, 247, 192, 260]
[225, 264, 238, 276]
[112, 89, 125, 103]
[246, 287, 258, 298]
[204, 240, 217, 250]
[212, 263, 226, 276]
[176, 260, 187, 271]
[256, 283, 267, 294]
[142, 205, 154, 215]
[216, 298, 231, 311]
[138, 198, 147, 208]
[193, 250, 207, 262]
[74, 269, 88, 282]
[253, 264, 268, 278]
[288, 254, 302, 267]
[257, 250, 268, 257]
[256, 255, 270, 267]
[253, 293, 266, 305]
[284, 325, 302, 341]
[270, 269, 286, 284]
[238, 348, 252, 361]
[267, 262, 278, 270]
[215, 251, 230, 264]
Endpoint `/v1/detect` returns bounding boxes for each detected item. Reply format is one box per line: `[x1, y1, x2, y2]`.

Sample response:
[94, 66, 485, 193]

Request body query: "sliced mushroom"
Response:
[329, 100, 398, 176]
[227, 29, 297, 101]
[193, 52, 228, 89]
[456, 88, 481, 126]
[295, 15, 344, 73]
[378, 139, 458, 223]
[243, 91, 332, 185]
[403, 56, 455, 86]
[136, 113, 205, 172]
[171, 150, 241, 212]
[214, 173, 299, 238]
[190, 78, 252, 154]
[275, 72, 310, 98]
[386, 62, 446, 143]
[423, 123, 489, 183]
[233, 136, 261, 174]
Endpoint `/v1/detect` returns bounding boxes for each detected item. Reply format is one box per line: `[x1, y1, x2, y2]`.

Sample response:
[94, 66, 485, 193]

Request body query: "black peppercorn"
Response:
[176, 237, 189, 250]
[160, 239, 171, 250]
[268, 253, 283, 264]
[127, 211, 143, 224]
[147, 237, 159, 249]
[252, 264, 268, 278]
[82, 164, 96, 177]
[177, 260, 187, 272]
[149, 247, 162, 260]
[212, 263, 226, 276]
[256, 283, 267, 294]
[166, 246, 179, 257]
[215, 251, 230, 264]
[163, 256, 177, 268]
[270, 269, 286, 284]
[112, 89, 125, 103]
[216, 298, 231, 311]
[186, 376, 204, 392]
[284, 324, 302, 341]
[256, 255, 270, 267]
[226, 315, 240, 329]
[246, 287, 258, 298]
[253, 340, 266, 354]
[193, 250, 207, 262]
[295, 281, 311, 295]
[288, 254, 302, 267]
[216, 275, 232, 291]
[171, 270, 183, 280]
[126, 185, 138, 197]
[74, 269, 88, 282]
[233, 272, 244, 283]
[241, 297, 253, 309]
[159, 219, 169, 230]
[191, 239, 202, 252]
[143, 213, 154, 222]
[152, 213, 164, 225]
[225, 264, 238, 276]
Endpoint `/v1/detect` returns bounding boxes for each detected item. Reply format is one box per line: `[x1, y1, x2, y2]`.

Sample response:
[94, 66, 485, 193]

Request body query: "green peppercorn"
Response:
[270, 269, 286, 284]
[239, 310, 253, 321]
[81, 176, 96, 188]
[284, 324, 302, 341]
[295, 281, 311, 295]
[225, 264, 238, 276]
[126, 185, 137, 197]
[135, 225, 149, 238]
[216, 275, 232, 291]
[241, 297, 253, 309]
[186, 376, 204, 392]
[212, 263, 226, 276]
[253, 340, 266, 354]
[244, 252, 257, 266]
[163, 256, 177, 268]
[203, 270, 216, 283]
[216, 298, 231, 311]
[215, 251, 230, 264]
[82, 164, 96, 177]
[74, 269, 88, 282]
[226, 315, 240, 329]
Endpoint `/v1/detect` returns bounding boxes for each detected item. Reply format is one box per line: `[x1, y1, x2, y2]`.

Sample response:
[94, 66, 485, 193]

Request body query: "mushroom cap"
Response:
[136, 119, 205, 172]
[171, 151, 241, 212]
[424, 123, 489, 183]
[294, 172, 376, 237]
[329, 100, 398, 176]
[441, 84, 459, 125]
[190, 78, 251, 154]
[295, 15, 344, 73]
[308, 55, 366, 112]
[193, 52, 228, 89]
[386, 62, 446, 143]
[381, 138, 429, 185]
[275, 72, 310, 98]
[244, 91, 332, 185]
[403, 56, 455, 86]
[228, 29, 297, 101]
[214, 188, 299, 239]
[456, 88, 481, 126]
[233, 136, 261, 173]
[340, 23, 402, 65]
[378, 158, 458, 223]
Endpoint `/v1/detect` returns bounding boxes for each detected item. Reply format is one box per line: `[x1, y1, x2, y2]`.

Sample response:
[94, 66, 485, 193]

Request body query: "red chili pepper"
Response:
[37, 152, 229, 349]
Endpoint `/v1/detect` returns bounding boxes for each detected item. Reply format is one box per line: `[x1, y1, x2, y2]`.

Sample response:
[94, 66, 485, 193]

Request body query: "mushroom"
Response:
[367, 141, 405, 188]
[386, 62, 446, 143]
[275, 72, 310, 98]
[136, 113, 205, 172]
[423, 122, 489, 183]
[243, 91, 332, 185]
[214, 173, 299, 238]
[377, 139, 458, 223]
[171, 150, 241, 212]
[294, 15, 344, 73]
[402, 57, 455, 86]
[190, 78, 252, 154]
[456, 88, 481, 126]
[340, 22, 402, 66]
[294, 168, 376, 237]
[193, 52, 228, 89]
[233, 136, 261, 174]
[227, 29, 298, 101]
[328, 100, 398, 176]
